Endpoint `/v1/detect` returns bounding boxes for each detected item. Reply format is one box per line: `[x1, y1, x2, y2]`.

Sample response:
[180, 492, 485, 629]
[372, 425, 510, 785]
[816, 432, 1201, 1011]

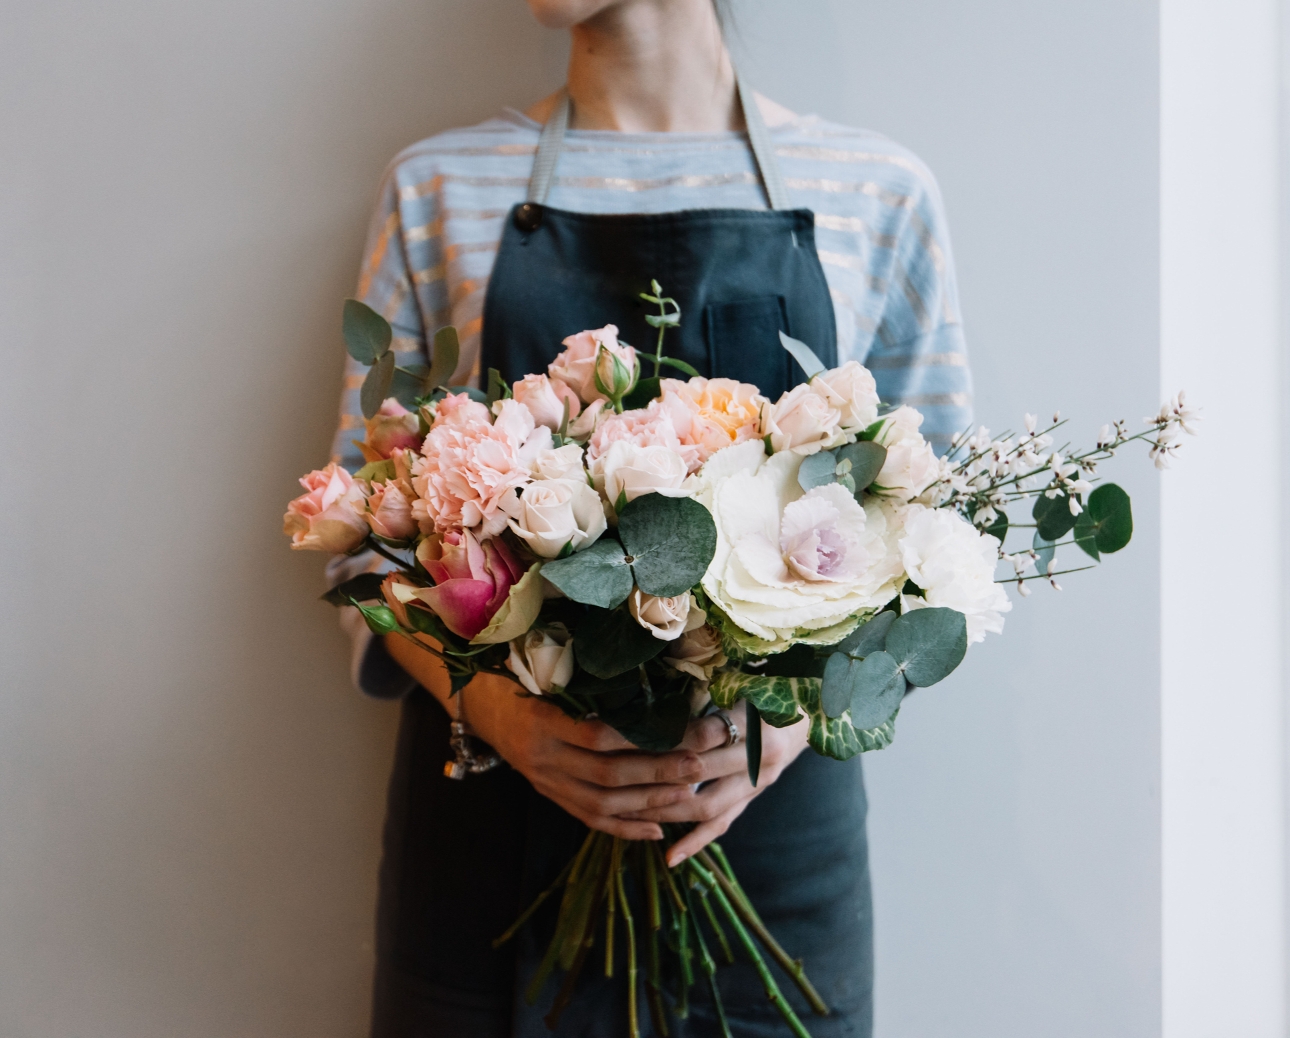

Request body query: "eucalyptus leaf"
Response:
[618, 494, 718, 598]
[622, 376, 662, 410]
[835, 609, 896, 658]
[778, 331, 826, 380]
[657, 355, 700, 377]
[1073, 511, 1101, 561]
[820, 652, 855, 719]
[540, 538, 632, 609]
[470, 564, 545, 645]
[644, 311, 681, 328]
[982, 510, 1009, 542]
[486, 367, 508, 406]
[884, 607, 968, 687]
[320, 572, 387, 606]
[565, 667, 642, 711]
[360, 351, 396, 419]
[342, 299, 392, 364]
[796, 677, 864, 759]
[1033, 491, 1078, 541]
[858, 418, 887, 442]
[574, 609, 666, 679]
[354, 459, 396, 483]
[835, 441, 887, 492]
[1033, 531, 1056, 574]
[846, 650, 907, 729]
[746, 701, 763, 787]
[391, 364, 431, 408]
[797, 450, 837, 492]
[427, 326, 460, 389]
[1084, 483, 1133, 553]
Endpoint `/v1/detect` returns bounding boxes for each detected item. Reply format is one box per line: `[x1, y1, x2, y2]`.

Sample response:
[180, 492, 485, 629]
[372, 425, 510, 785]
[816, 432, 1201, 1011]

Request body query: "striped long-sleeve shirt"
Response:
[332, 107, 972, 472]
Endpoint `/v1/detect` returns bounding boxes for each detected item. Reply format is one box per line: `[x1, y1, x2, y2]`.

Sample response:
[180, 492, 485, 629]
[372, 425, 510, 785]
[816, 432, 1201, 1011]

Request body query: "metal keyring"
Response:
[714, 709, 740, 749]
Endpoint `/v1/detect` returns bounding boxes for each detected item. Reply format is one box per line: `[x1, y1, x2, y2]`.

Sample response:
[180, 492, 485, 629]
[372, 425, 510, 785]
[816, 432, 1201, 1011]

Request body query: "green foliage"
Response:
[656, 355, 700, 377]
[884, 607, 967, 687]
[541, 539, 634, 609]
[354, 459, 396, 483]
[486, 367, 509, 406]
[745, 701, 763, 787]
[1033, 490, 1079, 540]
[360, 351, 395, 419]
[573, 609, 666, 679]
[356, 601, 400, 635]
[600, 689, 691, 751]
[1033, 531, 1056, 573]
[796, 451, 836, 492]
[622, 376, 663, 410]
[778, 331, 827, 380]
[707, 671, 805, 728]
[391, 364, 431, 408]
[618, 494, 718, 598]
[320, 572, 386, 606]
[835, 441, 887, 492]
[342, 299, 391, 364]
[834, 609, 896, 658]
[1075, 482, 1133, 559]
[427, 326, 460, 390]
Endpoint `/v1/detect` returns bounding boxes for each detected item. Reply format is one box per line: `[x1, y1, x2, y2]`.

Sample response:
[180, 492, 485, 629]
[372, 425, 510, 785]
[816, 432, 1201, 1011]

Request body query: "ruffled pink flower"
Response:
[658, 377, 766, 467]
[549, 325, 636, 405]
[512, 372, 581, 430]
[586, 402, 700, 472]
[411, 393, 533, 536]
[415, 529, 526, 640]
[360, 398, 423, 461]
[283, 463, 369, 553]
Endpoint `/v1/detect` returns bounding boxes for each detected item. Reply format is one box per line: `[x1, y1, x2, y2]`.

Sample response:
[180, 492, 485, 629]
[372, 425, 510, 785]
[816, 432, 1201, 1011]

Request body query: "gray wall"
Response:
[0, 1, 1162, 1035]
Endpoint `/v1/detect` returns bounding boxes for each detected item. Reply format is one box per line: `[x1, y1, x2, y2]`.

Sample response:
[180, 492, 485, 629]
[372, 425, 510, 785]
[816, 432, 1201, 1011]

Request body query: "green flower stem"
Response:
[695, 850, 829, 1018]
[997, 565, 1096, 584]
[651, 841, 688, 916]
[604, 838, 622, 978]
[689, 860, 814, 1038]
[684, 882, 733, 1038]
[525, 832, 602, 1004]
[366, 538, 416, 571]
[558, 836, 611, 971]
[693, 880, 735, 964]
[642, 846, 670, 1037]
[492, 854, 576, 949]
[544, 847, 615, 1030]
[616, 863, 641, 1038]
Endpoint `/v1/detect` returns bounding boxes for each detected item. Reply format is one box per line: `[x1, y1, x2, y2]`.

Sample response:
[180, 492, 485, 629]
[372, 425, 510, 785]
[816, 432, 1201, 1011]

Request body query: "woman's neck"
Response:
[550, 0, 739, 133]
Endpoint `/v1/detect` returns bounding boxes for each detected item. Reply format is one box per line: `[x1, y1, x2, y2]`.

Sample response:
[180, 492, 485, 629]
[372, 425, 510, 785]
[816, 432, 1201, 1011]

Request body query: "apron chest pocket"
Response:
[704, 295, 795, 398]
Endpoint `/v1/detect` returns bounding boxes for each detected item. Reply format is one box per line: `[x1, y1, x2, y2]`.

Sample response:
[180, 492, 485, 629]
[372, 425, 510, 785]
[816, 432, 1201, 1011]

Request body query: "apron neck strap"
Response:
[525, 73, 791, 211]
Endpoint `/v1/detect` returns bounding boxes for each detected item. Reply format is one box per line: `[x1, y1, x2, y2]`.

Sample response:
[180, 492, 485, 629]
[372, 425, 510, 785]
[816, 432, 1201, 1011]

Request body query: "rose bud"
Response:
[593, 342, 638, 411]
[366, 481, 418, 541]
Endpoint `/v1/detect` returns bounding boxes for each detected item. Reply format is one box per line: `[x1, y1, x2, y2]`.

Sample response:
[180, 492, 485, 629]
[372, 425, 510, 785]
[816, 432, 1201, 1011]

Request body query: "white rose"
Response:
[512, 372, 582, 431]
[628, 590, 703, 641]
[898, 505, 1011, 643]
[503, 477, 607, 558]
[693, 440, 905, 649]
[506, 624, 575, 695]
[531, 442, 588, 481]
[592, 440, 688, 506]
[813, 362, 879, 436]
[664, 623, 728, 680]
[761, 382, 843, 456]
[872, 406, 941, 501]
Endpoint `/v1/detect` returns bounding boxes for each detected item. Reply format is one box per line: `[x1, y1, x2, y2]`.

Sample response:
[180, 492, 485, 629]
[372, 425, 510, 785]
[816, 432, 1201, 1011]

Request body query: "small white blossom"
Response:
[1024, 413, 1038, 435]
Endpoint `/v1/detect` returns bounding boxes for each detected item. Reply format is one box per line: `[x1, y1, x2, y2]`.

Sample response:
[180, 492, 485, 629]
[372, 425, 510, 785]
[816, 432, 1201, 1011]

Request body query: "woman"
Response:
[329, 0, 972, 1034]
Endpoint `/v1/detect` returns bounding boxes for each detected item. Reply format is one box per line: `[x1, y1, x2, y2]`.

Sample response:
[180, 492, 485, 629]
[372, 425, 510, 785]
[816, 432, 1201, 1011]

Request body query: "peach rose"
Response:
[283, 463, 369, 553]
[659, 377, 767, 468]
[366, 481, 417, 541]
[512, 372, 582, 431]
[549, 325, 637, 405]
[359, 398, 423, 462]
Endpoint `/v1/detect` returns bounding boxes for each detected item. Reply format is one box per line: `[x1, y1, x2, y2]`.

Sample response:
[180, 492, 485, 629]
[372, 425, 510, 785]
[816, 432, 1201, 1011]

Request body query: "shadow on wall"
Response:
[0, 3, 564, 1036]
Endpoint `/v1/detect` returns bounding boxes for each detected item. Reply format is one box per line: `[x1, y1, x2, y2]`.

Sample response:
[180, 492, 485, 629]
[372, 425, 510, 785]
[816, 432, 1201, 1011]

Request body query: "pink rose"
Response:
[549, 325, 637, 405]
[761, 383, 843, 455]
[366, 481, 417, 541]
[411, 394, 534, 537]
[567, 399, 608, 441]
[512, 372, 582, 431]
[360, 398, 423, 462]
[414, 529, 526, 640]
[283, 463, 370, 553]
[812, 362, 879, 435]
[658, 377, 767, 468]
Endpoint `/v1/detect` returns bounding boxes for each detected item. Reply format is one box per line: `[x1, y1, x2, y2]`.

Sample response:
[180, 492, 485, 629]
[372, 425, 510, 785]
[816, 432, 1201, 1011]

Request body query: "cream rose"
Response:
[761, 383, 843, 456]
[503, 477, 607, 558]
[512, 372, 582, 431]
[531, 443, 588, 481]
[628, 590, 703, 641]
[506, 624, 575, 695]
[664, 623, 728, 680]
[812, 362, 880, 436]
[592, 440, 688, 507]
[283, 463, 370, 553]
[873, 406, 941, 502]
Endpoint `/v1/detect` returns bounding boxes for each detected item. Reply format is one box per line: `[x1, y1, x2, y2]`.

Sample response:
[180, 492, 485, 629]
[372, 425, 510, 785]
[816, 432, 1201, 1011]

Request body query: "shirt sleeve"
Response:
[327, 172, 429, 700]
[863, 176, 973, 452]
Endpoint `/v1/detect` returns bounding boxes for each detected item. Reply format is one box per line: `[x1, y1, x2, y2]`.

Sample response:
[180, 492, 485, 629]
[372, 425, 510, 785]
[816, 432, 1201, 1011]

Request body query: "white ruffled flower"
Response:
[898, 505, 1011, 644]
[872, 406, 941, 502]
[506, 624, 575, 695]
[692, 440, 905, 649]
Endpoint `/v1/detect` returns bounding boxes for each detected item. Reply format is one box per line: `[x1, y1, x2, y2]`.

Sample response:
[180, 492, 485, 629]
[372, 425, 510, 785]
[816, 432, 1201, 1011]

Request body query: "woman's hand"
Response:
[623, 701, 811, 866]
[384, 635, 704, 841]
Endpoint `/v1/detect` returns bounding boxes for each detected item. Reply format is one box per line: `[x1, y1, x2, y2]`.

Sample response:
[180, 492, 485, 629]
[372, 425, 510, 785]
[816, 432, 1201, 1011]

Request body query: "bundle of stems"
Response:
[495, 829, 829, 1038]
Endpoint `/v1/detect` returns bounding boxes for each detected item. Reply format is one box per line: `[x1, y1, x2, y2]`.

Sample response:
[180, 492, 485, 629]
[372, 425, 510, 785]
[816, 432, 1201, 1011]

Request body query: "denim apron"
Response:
[371, 79, 873, 1038]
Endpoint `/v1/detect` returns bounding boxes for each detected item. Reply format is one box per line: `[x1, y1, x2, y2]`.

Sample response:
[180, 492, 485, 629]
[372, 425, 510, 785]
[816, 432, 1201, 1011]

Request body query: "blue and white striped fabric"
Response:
[331, 107, 972, 471]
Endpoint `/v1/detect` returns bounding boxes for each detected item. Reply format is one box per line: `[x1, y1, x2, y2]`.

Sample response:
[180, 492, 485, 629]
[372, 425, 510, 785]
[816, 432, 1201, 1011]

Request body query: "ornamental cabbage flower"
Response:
[412, 528, 526, 640]
[691, 440, 904, 650]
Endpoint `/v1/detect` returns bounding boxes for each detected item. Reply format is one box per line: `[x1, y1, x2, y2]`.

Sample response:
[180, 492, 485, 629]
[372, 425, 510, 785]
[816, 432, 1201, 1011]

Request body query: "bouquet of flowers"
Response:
[285, 284, 1195, 1038]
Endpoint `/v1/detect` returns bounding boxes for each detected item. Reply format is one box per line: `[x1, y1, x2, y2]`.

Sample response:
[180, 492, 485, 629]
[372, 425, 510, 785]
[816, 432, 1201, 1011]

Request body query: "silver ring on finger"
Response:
[714, 709, 739, 749]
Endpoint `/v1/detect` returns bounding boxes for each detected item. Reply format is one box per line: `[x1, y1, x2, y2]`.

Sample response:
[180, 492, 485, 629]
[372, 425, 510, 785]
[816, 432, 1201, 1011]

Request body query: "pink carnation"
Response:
[585, 402, 701, 473]
[411, 393, 533, 536]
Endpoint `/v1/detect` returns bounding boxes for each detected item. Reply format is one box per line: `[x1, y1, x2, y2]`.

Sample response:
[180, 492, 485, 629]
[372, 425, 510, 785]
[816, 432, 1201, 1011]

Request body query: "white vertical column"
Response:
[1161, 1, 1285, 1034]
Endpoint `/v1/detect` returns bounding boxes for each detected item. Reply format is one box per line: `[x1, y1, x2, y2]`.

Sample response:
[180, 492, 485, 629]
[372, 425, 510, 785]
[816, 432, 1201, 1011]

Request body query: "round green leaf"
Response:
[847, 650, 907, 730]
[1086, 482, 1133, 553]
[1033, 531, 1056, 574]
[884, 607, 968, 687]
[798, 450, 837, 492]
[835, 609, 896, 658]
[360, 351, 395, 419]
[820, 652, 856, 718]
[540, 538, 632, 609]
[427, 326, 461, 389]
[835, 441, 887, 492]
[574, 609, 666, 679]
[342, 299, 392, 364]
[1073, 511, 1101, 561]
[618, 494, 718, 598]
[1033, 491, 1078, 541]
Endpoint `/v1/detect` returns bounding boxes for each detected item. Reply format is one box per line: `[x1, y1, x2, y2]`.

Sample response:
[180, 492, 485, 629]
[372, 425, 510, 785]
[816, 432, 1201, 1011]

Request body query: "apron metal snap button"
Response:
[514, 202, 543, 232]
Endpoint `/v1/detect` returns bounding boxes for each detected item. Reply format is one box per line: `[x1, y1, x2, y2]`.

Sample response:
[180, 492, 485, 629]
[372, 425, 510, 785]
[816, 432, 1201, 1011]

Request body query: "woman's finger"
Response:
[539, 769, 697, 820]
[666, 802, 746, 866]
[559, 746, 704, 788]
[676, 713, 735, 753]
[620, 773, 751, 824]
